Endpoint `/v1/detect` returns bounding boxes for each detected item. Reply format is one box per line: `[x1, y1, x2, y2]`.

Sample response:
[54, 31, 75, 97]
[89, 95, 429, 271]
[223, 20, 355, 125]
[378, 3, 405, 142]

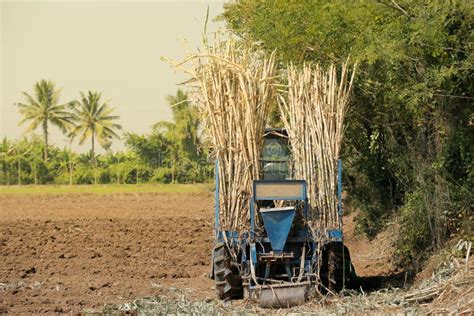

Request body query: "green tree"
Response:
[165, 89, 200, 160]
[16, 80, 75, 161]
[8, 138, 33, 185]
[125, 90, 209, 184]
[25, 135, 44, 185]
[125, 132, 169, 165]
[222, 0, 473, 263]
[57, 148, 78, 185]
[154, 90, 202, 183]
[69, 91, 122, 165]
[0, 138, 14, 185]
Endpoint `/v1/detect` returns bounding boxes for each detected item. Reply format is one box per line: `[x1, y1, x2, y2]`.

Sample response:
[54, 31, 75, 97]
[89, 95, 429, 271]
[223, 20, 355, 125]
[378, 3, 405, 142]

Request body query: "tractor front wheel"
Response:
[212, 242, 243, 300]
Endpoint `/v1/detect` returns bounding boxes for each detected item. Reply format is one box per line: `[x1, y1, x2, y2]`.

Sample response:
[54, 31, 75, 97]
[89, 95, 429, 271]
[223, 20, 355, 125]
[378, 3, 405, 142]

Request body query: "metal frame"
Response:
[337, 159, 343, 229]
[328, 159, 343, 242]
[252, 179, 307, 201]
[214, 159, 220, 239]
[250, 180, 307, 240]
[215, 160, 345, 242]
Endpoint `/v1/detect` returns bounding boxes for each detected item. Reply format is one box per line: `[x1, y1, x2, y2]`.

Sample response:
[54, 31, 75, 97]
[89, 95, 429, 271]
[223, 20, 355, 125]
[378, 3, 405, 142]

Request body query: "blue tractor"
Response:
[211, 128, 356, 307]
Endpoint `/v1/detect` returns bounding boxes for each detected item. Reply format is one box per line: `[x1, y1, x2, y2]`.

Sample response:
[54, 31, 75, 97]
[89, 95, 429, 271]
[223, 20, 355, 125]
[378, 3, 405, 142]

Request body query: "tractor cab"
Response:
[261, 128, 291, 181]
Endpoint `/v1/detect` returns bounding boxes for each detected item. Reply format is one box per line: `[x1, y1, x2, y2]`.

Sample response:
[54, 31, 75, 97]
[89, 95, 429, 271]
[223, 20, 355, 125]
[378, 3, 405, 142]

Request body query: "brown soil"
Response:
[0, 193, 397, 314]
[343, 211, 397, 277]
[0, 193, 215, 314]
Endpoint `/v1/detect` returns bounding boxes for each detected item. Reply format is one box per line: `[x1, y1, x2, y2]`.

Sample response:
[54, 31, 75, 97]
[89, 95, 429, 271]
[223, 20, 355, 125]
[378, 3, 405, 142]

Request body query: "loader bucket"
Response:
[260, 206, 295, 254]
[257, 282, 309, 308]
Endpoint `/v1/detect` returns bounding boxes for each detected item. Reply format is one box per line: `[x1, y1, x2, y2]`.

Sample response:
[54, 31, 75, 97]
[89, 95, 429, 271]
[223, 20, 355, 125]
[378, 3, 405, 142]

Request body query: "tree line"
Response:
[221, 0, 472, 265]
[0, 82, 211, 185]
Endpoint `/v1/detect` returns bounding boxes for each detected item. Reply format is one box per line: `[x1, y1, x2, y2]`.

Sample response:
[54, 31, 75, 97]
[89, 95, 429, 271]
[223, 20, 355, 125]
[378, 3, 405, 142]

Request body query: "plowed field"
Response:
[0, 191, 396, 314]
[0, 193, 215, 314]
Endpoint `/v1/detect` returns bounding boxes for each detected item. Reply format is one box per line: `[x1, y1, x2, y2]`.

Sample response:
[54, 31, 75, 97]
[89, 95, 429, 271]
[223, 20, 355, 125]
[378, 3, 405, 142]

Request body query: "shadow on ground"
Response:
[355, 270, 415, 291]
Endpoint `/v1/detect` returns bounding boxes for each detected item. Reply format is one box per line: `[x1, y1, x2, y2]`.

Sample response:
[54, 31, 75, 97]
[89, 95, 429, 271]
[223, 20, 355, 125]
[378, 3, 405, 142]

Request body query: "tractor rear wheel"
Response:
[320, 242, 356, 292]
[212, 242, 243, 300]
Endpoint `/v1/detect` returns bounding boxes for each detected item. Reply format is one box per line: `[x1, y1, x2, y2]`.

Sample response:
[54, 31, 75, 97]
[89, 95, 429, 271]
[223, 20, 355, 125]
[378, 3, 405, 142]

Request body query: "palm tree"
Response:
[17, 80, 74, 161]
[153, 90, 200, 183]
[165, 89, 200, 159]
[69, 91, 122, 164]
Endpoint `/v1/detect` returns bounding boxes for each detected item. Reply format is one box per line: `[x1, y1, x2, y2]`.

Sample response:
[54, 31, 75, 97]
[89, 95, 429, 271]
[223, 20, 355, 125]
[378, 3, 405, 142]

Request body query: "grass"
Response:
[0, 183, 213, 195]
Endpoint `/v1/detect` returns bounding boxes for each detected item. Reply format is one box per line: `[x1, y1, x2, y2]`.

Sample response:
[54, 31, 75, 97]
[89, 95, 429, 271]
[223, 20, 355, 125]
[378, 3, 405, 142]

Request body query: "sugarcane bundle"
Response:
[278, 62, 356, 234]
[167, 37, 277, 231]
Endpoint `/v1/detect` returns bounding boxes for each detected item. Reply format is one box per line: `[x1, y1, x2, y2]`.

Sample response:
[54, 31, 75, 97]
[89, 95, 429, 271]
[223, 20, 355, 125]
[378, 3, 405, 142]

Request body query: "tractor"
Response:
[210, 128, 356, 307]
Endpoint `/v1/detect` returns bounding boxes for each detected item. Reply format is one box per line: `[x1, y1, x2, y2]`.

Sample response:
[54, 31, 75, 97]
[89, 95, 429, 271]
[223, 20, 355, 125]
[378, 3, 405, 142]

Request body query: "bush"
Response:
[151, 167, 173, 183]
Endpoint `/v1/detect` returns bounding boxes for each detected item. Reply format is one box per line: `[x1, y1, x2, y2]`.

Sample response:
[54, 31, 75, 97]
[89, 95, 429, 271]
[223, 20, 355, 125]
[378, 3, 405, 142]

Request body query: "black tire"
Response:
[327, 243, 344, 292]
[320, 242, 355, 292]
[212, 242, 243, 300]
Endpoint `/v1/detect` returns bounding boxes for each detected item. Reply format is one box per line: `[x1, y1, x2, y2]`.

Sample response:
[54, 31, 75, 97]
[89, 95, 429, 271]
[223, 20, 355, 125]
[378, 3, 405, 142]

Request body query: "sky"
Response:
[0, 0, 225, 152]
